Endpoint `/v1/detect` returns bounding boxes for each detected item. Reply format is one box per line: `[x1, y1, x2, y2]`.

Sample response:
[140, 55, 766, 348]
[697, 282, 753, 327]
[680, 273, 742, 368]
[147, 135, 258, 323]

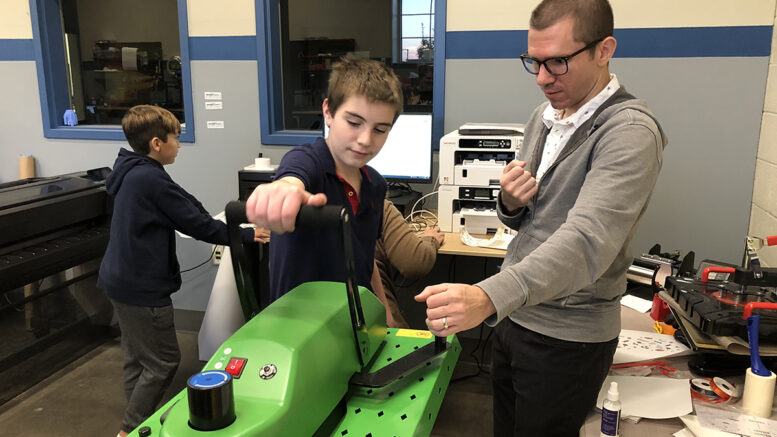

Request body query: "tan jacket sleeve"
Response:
[376, 199, 440, 280]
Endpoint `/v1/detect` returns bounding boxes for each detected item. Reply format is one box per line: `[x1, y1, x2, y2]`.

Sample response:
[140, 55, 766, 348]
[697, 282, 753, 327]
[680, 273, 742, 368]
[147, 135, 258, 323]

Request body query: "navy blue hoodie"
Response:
[98, 148, 253, 306]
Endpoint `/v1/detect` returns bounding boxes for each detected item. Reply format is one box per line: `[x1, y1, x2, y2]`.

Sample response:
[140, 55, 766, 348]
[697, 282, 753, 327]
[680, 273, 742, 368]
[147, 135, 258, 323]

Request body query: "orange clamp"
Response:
[742, 302, 777, 320]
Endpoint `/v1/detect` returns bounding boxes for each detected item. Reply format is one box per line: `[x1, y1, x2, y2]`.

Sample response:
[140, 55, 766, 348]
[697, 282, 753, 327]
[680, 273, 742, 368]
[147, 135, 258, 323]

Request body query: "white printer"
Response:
[438, 123, 523, 234]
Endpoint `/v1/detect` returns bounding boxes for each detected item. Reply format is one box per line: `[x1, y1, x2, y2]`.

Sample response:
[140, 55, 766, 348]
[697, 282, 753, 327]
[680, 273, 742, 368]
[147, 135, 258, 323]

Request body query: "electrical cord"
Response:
[405, 191, 439, 222]
[181, 245, 218, 273]
[408, 209, 438, 232]
[451, 323, 494, 383]
[387, 181, 415, 197]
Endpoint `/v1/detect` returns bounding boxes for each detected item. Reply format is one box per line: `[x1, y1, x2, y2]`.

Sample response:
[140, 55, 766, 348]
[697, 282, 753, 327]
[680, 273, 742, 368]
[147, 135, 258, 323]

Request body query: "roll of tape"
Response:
[711, 377, 740, 401]
[742, 368, 776, 418]
[691, 378, 721, 402]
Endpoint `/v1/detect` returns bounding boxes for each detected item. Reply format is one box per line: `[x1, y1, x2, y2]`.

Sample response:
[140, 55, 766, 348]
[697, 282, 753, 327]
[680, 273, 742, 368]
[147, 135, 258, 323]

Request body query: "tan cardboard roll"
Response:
[742, 368, 776, 418]
[19, 155, 35, 179]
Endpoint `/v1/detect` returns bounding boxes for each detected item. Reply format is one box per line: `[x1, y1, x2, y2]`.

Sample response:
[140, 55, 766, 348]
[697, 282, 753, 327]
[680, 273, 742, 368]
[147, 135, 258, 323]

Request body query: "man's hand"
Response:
[500, 160, 538, 213]
[414, 283, 496, 336]
[422, 225, 444, 246]
[245, 178, 327, 234]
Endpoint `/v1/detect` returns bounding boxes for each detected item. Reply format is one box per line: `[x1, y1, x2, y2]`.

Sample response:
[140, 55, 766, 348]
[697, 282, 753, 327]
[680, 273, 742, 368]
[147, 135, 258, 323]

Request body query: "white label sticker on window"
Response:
[204, 92, 222, 100]
[205, 101, 223, 110]
[207, 121, 225, 129]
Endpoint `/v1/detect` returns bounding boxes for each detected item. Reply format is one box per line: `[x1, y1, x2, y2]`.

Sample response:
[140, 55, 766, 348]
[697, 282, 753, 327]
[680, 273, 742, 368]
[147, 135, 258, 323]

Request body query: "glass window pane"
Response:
[281, 0, 397, 132]
[401, 38, 434, 62]
[276, 0, 434, 134]
[394, 60, 433, 110]
[62, 0, 183, 126]
[402, 0, 434, 15]
[402, 15, 434, 39]
[401, 38, 421, 61]
[281, 39, 355, 131]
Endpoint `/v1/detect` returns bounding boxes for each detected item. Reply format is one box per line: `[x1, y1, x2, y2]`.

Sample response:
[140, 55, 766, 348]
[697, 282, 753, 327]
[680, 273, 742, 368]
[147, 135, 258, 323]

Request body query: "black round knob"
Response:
[138, 426, 151, 437]
[186, 370, 236, 431]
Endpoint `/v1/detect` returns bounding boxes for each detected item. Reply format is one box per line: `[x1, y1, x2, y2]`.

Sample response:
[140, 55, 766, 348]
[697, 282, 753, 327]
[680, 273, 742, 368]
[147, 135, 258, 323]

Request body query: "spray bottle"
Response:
[600, 381, 621, 437]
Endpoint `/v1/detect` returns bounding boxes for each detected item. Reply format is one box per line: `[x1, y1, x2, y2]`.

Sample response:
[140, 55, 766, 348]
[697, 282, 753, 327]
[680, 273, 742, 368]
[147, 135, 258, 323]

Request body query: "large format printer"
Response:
[438, 123, 523, 234]
[0, 169, 114, 406]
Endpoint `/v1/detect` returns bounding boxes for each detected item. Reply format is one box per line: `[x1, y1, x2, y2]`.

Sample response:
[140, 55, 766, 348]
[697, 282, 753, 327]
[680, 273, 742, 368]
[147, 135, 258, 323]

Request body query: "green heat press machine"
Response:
[129, 202, 460, 436]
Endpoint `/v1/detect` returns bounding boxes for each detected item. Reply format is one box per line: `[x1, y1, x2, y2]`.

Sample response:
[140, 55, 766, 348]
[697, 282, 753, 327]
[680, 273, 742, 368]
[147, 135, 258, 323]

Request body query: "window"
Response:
[257, 0, 445, 147]
[30, 0, 194, 141]
[398, 0, 435, 62]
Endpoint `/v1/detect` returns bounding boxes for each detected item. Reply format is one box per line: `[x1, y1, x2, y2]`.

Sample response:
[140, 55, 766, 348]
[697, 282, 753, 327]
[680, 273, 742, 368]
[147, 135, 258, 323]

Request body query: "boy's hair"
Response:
[326, 57, 403, 122]
[121, 105, 181, 154]
[530, 0, 613, 46]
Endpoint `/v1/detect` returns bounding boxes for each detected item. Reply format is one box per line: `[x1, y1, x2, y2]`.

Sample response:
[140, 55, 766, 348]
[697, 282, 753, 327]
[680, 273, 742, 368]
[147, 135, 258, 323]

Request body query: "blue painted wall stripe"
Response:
[616, 26, 772, 58]
[446, 26, 773, 59]
[0, 38, 35, 61]
[189, 36, 257, 60]
[3, 25, 772, 62]
[446, 30, 525, 60]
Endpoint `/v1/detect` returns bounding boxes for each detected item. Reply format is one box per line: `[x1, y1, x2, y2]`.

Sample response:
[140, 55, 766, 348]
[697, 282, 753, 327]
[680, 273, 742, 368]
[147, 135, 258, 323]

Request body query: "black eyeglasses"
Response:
[520, 38, 603, 76]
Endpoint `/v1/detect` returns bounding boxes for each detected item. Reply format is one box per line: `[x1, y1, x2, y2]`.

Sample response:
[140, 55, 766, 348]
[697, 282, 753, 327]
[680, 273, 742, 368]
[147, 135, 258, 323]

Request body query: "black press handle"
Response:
[296, 205, 347, 230]
[225, 201, 345, 230]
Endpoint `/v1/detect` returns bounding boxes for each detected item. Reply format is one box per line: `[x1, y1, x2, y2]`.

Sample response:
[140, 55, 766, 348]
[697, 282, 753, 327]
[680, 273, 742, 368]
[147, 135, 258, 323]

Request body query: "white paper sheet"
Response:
[613, 329, 691, 364]
[679, 414, 740, 437]
[673, 428, 696, 437]
[459, 227, 513, 249]
[695, 403, 777, 436]
[621, 294, 653, 313]
[595, 375, 693, 419]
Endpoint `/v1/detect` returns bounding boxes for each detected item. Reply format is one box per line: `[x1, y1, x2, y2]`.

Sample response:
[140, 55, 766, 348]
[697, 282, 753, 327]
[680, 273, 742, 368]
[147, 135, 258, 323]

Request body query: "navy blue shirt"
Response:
[98, 148, 254, 307]
[269, 138, 386, 301]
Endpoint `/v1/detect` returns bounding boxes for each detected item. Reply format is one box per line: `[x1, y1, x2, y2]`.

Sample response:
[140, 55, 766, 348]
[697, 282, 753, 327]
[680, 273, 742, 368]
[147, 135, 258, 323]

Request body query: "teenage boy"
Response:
[98, 105, 266, 437]
[245, 58, 403, 323]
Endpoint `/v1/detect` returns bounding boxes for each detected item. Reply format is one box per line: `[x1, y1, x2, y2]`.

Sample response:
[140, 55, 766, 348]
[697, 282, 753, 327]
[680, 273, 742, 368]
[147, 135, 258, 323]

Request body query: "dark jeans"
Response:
[492, 319, 618, 437]
[110, 299, 181, 433]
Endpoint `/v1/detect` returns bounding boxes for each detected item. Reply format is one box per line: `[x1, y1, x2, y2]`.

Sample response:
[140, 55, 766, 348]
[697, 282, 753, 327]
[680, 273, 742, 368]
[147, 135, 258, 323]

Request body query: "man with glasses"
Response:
[415, 0, 667, 434]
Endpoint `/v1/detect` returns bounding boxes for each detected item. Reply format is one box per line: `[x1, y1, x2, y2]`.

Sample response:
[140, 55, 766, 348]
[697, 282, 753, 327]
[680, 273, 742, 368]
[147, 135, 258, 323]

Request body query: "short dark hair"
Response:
[327, 57, 403, 122]
[530, 0, 614, 45]
[121, 105, 181, 154]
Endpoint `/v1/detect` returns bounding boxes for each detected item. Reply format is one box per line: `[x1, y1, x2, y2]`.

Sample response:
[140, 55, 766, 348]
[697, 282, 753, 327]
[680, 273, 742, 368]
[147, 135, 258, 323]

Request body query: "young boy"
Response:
[245, 58, 403, 320]
[98, 105, 265, 437]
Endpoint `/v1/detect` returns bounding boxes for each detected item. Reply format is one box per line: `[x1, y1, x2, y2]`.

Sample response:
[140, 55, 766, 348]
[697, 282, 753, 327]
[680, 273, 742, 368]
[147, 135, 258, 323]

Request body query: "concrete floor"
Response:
[0, 329, 493, 437]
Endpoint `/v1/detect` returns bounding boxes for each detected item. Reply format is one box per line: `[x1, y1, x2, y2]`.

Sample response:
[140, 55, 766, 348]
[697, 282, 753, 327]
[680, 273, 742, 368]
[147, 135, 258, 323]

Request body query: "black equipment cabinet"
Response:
[0, 169, 115, 406]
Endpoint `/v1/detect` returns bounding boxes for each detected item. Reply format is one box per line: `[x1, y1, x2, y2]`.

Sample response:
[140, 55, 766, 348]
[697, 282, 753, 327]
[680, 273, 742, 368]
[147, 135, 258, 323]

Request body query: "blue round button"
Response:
[188, 370, 231, 389]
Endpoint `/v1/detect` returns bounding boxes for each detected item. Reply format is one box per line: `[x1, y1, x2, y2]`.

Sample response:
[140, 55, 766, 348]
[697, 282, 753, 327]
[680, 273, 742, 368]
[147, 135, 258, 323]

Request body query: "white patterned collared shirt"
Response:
[536, 74, 620, 180]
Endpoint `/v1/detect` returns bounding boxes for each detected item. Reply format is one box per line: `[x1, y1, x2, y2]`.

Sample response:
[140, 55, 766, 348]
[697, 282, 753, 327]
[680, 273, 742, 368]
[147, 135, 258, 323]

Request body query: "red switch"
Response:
[225, 357, 247, 378]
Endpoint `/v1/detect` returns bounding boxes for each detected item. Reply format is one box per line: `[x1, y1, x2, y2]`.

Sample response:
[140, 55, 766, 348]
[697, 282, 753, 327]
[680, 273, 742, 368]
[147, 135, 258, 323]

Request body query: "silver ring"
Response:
[442, 316, 448, 330]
